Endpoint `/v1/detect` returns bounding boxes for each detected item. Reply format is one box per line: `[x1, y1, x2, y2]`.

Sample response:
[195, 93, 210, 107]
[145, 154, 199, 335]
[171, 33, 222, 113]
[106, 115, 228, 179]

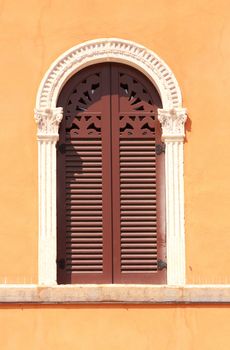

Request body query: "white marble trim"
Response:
[36, 38, 182, 110]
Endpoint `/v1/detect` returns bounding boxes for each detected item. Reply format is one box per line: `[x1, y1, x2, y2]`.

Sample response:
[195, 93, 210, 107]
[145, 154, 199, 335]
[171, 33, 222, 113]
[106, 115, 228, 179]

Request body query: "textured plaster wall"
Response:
[0, 1, 230, 349]
[0, 0, 230, 284]
[0, 305, 230, 350]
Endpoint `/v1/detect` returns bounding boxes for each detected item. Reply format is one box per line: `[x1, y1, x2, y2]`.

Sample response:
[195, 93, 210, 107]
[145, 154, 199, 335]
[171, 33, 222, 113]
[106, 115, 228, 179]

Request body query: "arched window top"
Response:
[34, 38, 187, 286]
[35, 38, 182, 110]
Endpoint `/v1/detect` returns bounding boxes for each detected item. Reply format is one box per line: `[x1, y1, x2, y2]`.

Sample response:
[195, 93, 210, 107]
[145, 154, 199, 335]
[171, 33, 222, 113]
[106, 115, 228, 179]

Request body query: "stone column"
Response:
[34, 107, 63, 285]
[158, 108, 187, 285]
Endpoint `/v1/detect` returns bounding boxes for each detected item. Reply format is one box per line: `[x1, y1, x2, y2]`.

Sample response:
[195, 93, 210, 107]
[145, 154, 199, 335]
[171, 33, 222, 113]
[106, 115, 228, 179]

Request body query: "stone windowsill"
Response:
[0, 284, 230, 304]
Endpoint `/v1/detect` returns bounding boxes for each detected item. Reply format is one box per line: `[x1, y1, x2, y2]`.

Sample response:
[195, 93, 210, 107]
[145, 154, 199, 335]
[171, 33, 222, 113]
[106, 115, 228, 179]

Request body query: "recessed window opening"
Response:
[56, 62, 166, 284]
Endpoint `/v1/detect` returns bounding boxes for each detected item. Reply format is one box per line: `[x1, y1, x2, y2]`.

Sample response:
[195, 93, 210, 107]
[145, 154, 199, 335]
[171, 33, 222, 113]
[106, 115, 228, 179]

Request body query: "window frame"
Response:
[34, 38, 187, 286]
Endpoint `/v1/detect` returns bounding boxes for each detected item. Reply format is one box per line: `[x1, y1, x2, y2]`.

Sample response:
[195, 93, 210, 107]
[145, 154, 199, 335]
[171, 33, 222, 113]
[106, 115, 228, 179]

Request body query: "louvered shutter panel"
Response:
[57, 64, 112, 284]
[57, 63, 166, 284]
[111, 64, 166, 283]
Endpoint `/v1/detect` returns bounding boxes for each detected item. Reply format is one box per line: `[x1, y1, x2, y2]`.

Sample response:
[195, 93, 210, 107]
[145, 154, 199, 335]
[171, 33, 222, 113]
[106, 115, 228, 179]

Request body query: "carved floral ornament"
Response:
[158, 108, 187, 140]
[34, 106, 187, 141]
[34, 107, 63, 139]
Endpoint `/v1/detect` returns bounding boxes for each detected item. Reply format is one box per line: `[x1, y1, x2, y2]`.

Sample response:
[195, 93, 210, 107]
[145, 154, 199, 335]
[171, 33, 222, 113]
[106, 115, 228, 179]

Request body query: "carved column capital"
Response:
[158, 108, 187, 141]
[34, 107, 63, 141]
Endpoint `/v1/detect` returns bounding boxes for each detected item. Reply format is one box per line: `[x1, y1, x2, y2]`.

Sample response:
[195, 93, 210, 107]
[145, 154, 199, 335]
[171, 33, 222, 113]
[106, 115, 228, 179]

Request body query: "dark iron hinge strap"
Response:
[157, 259, 167, 270]
[156, 143, 165, 155]
[57, 143, 66, 154]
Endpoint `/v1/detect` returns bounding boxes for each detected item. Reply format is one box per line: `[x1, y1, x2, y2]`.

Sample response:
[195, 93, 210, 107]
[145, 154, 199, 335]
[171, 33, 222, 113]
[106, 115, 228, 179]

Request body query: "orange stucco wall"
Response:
[0, 0, 230, 348]
[0, 305, 230, 350]
[1, 0, 229, 284]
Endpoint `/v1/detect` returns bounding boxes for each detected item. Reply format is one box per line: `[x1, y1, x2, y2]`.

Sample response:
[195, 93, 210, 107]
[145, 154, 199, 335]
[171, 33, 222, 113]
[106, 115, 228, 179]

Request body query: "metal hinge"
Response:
[157, 259, 167, 270]
[57, 143, 66, 154]
[56, 258, 66, 270]
[156, 143, 165, 155]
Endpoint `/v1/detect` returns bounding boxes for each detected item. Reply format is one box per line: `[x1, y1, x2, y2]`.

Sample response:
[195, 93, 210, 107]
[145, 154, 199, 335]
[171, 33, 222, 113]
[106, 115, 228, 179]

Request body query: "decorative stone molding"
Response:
[36, 38, 182, 110]
[34, 107, 63, 285]
[35, 38, 187, 286]
[158, 108, 187, 285]
[34, 107, 63, 139]
[158, 108, 187, 140]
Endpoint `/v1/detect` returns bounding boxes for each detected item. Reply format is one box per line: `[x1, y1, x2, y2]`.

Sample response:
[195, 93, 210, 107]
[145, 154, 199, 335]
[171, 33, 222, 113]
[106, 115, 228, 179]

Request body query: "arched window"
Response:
[34, 38, 187, 286]
[56, 63, 166, 284]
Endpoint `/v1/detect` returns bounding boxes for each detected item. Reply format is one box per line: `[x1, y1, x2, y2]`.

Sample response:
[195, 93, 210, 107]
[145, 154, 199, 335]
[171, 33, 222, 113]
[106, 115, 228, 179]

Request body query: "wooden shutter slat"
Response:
[121, 222, 157, 226]
[66, 267, 103, 272]
[66, 141, 102, 145]
[121, 190, 156, 194]
[121, 211, 157, 215]
[120, 141, 156, 145]
[66, 192, 102, 197]
[121, 243, 157, 247]
[66, 187, 102, 192]
[121, 217, 157, 221]
[120, 179, 156, 184]
[120, 233, 157, 238]
[121, 205, 156, 211]
[66, 242, 103, 249]
[120, 183, 156, 188]
[120, 166, 156, 171]
[66, 210, 102, 214]
[121, 243, 157, 246]
[67, 235, 102, 239]
[66, 215, 102, 220]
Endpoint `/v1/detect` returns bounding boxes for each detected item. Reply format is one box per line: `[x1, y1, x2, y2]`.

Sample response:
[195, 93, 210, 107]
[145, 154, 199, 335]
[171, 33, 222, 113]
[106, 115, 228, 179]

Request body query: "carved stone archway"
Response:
[34, 38, 187, 285]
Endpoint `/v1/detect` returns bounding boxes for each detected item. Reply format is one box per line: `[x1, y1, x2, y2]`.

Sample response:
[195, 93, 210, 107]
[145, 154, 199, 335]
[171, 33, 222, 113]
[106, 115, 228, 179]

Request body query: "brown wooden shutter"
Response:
[57, 63, 166, 284]
[57, 64, 113, 283]
[111, 64, 166, 283]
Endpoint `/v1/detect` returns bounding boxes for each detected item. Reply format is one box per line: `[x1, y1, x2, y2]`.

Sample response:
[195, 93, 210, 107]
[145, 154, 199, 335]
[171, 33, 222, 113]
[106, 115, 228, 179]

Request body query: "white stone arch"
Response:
[36, 38, 182, 110]
[34, 38, 187, 286]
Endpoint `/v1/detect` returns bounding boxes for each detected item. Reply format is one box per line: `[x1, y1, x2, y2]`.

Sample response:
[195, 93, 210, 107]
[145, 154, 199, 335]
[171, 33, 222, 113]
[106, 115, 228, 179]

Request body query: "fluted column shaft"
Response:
[158, 108, 187, 285]
[35, 108, 63, 285]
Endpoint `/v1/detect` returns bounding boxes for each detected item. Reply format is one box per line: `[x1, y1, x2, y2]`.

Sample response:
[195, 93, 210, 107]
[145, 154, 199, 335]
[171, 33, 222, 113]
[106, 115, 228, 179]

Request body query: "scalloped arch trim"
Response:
[36, 38, 182, 109]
